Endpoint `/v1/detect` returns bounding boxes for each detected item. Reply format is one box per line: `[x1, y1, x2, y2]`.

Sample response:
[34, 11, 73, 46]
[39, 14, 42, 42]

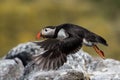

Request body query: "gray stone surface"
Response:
[0, 58, 24, 80]
[88, 58, 120, 80]
[0, 50, 120, 80]
[24, 70, 85, 80]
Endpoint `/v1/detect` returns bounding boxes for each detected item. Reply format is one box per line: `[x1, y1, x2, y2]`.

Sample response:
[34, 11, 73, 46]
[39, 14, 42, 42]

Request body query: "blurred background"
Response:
[0, 0, 120, 60]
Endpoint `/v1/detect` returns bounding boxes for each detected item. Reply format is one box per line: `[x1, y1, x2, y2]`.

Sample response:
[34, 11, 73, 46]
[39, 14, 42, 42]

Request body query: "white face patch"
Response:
[41, 28, 56, 37]
[57, 29, 69, 40]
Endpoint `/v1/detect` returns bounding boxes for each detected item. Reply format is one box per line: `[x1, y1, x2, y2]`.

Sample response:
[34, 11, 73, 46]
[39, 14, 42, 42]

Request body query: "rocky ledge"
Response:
[0, 50, 120, 80]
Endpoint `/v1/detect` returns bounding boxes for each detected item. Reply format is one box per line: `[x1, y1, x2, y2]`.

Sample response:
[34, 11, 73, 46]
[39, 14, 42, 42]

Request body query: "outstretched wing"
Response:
[32, 39, 67, 70]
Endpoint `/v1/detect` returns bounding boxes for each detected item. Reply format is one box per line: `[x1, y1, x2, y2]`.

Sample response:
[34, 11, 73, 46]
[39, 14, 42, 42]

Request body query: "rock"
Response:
[22, 50, 91, 80]
[88, 58, 120, 80]
[24, 70, 85, 80]
[0, 58, 24, 80]
[0, 50, 120, 80]
[55, 70, 84, 80]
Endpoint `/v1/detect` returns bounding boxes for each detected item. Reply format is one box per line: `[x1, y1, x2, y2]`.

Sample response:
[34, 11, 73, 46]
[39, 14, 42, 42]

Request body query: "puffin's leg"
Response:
[93, 45, 105, 59]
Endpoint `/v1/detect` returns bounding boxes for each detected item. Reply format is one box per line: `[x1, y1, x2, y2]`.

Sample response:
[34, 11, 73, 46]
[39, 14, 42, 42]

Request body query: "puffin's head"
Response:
[37, 25, 69, 40]
[36, 26, 56, 39]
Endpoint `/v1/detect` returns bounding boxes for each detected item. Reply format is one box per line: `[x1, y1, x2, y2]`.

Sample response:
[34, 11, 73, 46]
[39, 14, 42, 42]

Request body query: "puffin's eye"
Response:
[45, 29, 48, 32]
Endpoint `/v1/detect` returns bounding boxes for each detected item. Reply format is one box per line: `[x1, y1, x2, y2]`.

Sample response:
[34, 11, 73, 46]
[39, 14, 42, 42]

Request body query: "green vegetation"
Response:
[0, 0, 120, 60]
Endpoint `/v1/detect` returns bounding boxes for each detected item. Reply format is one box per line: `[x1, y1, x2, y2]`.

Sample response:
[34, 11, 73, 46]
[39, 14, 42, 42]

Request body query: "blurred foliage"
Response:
[0, 0, 120, 60]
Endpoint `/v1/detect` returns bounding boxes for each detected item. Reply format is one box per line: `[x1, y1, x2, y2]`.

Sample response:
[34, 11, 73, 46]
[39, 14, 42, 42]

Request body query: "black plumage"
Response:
[5, 38, 82, 70]
[5, 23, 108, 70]
[53, 23, 108, 46]
[33, 37, 82, 70]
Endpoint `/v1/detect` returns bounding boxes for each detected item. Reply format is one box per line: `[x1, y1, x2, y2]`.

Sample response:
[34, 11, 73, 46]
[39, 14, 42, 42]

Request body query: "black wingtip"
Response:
[104, 42, 108, 46]
[97, 36, 108, 46]
[105, 42, 108, 46]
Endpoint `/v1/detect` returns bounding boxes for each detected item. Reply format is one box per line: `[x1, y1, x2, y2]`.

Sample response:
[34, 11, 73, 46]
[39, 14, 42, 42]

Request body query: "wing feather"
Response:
[32, 52, 67, 70]
[30, 38, 82, 70]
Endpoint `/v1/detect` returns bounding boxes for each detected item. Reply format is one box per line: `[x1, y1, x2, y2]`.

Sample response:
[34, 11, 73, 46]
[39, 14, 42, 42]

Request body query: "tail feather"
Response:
[96, 36, 108, 46]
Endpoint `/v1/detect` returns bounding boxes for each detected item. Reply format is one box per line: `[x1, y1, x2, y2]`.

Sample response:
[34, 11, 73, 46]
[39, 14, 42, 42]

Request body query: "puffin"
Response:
[5, 23, 108, 70]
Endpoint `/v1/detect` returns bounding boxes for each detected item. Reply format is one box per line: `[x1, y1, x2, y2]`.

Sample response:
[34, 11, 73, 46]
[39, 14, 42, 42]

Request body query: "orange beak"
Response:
[36, 32, 41, 40]
[93, 45, 105, 59]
